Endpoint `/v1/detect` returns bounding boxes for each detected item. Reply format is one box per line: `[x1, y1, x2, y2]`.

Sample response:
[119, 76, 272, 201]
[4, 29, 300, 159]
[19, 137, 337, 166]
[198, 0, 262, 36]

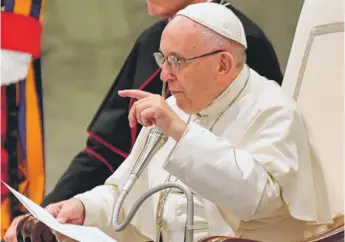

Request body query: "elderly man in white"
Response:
[46, 3, 333, 242]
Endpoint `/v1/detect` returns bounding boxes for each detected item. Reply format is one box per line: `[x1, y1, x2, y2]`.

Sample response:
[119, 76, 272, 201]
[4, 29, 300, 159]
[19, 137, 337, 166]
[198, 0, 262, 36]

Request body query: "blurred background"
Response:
[42, 0, 304, 192]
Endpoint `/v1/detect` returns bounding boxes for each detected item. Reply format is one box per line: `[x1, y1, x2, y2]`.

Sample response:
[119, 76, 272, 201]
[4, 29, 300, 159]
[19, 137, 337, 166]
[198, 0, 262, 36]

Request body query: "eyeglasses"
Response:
[153, 50, 223, 73]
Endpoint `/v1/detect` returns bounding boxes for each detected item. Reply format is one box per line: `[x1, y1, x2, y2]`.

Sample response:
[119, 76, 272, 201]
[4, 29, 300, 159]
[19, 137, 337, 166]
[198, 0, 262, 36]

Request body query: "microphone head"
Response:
[131, 127, 168, 177]
[145, 127, 168, 147]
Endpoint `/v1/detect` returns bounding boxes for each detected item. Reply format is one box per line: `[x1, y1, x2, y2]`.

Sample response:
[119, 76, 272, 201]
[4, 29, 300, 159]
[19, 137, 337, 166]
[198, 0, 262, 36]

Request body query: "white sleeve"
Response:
[74, 184, 118, 227]
[163, 107, 303, 221]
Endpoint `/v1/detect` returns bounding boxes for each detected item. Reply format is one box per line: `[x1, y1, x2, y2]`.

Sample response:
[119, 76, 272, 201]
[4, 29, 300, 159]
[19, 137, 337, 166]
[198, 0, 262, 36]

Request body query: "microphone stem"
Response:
[111, 82, 194, 242]
[161, 82, 167, 98]
[111, 179, 194, 242]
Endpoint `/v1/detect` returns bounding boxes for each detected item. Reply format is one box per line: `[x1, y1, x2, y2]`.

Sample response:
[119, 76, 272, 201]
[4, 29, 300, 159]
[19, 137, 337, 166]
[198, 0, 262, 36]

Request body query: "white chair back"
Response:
[282, 0, 344, 218]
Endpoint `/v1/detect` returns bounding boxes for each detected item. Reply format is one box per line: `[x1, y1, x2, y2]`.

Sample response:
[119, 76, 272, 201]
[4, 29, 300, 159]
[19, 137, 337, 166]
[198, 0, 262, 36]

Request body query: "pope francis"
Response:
[46, 3, 334, 242]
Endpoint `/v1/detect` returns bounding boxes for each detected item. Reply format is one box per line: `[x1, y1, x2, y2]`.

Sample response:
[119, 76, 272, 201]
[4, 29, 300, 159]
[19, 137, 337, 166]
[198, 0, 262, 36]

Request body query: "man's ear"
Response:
[218, 52, 234, 75]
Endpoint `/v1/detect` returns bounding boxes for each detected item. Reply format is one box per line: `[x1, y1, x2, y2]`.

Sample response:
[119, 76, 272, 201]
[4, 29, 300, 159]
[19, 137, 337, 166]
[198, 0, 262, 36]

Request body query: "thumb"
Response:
[56, 204, 70, 223]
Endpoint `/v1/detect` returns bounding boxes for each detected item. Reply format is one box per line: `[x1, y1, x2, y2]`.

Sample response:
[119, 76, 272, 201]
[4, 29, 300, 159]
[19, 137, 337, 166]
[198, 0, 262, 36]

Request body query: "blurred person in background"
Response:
[1, 0, 45, 240]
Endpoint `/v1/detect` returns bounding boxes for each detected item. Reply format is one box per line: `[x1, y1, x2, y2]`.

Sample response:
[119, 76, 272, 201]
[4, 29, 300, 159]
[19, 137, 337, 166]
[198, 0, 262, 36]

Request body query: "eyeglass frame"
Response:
[153, 50, 224, 73]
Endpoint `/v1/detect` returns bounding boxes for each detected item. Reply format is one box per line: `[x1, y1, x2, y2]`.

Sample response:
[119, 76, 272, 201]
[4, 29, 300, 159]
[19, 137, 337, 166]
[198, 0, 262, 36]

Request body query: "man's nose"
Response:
[160, 62, 174, 82]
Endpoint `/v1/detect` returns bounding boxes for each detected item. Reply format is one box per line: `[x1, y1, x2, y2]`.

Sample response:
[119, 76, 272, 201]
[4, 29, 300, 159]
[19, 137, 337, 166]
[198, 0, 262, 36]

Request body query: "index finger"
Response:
[118, 89, 151, 100]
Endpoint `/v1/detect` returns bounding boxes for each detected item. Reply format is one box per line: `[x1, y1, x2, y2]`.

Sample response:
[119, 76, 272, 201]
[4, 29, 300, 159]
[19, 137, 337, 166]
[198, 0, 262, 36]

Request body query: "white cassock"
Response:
[74, 65, 333, 242]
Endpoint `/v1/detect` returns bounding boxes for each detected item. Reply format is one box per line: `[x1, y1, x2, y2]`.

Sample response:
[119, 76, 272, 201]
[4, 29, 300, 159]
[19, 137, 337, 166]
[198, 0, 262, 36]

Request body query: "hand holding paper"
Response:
[45, 199, 85, 225]
[2, 182, 116, 242]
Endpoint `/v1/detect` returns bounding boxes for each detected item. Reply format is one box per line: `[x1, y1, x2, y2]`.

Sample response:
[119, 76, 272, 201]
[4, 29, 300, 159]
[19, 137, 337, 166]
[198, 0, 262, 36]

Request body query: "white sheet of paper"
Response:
[3, 182, 116, 242]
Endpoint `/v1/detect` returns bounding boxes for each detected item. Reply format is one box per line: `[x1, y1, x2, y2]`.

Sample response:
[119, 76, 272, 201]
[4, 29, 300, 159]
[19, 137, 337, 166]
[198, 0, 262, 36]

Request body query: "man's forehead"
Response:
[162, 16, 203, 45]
[160, 19, 205, 56]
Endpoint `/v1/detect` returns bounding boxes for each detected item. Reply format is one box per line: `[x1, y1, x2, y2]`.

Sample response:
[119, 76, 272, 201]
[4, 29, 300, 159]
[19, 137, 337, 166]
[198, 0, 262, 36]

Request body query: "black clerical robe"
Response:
[42, 4, 283, 206]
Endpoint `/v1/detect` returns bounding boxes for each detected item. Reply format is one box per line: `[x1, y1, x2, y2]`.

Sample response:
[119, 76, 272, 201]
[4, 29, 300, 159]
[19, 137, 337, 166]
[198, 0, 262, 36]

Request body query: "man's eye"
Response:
[172, 56, 183, 62]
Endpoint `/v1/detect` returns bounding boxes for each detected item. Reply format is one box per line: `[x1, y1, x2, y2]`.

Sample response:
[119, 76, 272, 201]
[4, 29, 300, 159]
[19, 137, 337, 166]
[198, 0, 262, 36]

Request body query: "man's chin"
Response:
[175, 98, 185, 108]
[173, 93, 185, 102]
[175, 99, 193, 114]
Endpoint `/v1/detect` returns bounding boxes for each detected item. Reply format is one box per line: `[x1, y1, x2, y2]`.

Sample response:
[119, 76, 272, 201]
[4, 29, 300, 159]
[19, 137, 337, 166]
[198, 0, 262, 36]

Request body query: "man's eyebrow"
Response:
[159, 49, 185, 59]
